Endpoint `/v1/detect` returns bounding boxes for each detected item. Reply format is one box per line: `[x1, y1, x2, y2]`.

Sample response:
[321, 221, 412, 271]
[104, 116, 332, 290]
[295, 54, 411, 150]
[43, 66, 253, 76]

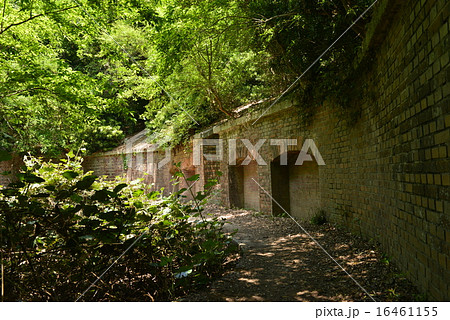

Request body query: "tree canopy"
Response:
[0, 0, 373, 156]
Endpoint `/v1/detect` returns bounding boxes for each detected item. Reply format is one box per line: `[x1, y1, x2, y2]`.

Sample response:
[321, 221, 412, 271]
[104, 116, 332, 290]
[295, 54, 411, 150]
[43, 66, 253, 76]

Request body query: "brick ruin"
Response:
[1, 0, 446, 300]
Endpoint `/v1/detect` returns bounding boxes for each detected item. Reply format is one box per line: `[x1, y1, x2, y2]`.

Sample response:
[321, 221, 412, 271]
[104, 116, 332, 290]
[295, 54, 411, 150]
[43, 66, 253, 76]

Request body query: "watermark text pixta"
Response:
[125, 138, 325, 171]
[193, 138, 325, 166]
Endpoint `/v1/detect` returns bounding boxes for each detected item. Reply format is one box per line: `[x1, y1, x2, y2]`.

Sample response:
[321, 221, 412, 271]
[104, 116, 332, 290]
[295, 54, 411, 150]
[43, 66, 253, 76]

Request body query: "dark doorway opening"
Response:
[228, 160, 260, 211]
[271, 152, 320, 219]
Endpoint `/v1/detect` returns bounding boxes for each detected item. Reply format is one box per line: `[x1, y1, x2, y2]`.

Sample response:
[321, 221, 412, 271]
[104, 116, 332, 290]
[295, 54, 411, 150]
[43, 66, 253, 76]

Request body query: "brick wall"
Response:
[289, 160, 320, 220]
[83, 142, 199, 198]
[83, 154, 127, 181]
[213, 0, 449, 299]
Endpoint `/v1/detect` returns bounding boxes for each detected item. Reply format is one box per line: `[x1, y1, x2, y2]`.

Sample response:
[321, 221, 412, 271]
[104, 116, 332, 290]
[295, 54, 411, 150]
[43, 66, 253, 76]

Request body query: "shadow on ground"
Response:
[181, 205, 419, 302]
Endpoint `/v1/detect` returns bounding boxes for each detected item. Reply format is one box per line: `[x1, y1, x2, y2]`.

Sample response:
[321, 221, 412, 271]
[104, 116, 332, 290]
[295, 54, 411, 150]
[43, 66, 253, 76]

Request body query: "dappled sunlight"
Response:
[212, 209, 252, 221]
[183, 205, 419, 302]
[255, 252, 275, 257]
[238, 277, 260, 285]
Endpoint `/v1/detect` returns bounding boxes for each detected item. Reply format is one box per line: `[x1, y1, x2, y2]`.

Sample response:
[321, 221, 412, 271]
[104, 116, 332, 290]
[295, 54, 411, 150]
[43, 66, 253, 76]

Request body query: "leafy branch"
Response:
[0, 4, 79, 35]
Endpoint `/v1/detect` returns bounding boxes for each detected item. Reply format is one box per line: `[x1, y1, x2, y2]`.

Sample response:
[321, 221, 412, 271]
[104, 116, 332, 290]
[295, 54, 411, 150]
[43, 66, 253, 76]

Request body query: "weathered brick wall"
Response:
[83, 154, 127, 180]
[218, 107, 314, 215]
[289, 161, 320, 219]
[82, 143, 197, 198]
[214, 0, 449, 299]
[346, 0, 448, 300]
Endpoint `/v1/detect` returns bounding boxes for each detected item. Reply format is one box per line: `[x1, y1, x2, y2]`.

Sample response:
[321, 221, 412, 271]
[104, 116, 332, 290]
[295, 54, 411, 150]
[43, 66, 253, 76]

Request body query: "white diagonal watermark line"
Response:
[181, 178, 199, 197]
[251, 178, 377, 302]
[70, 0, 199, 125]
[75, 179, 199, 302]
[252, 0, 379, 125]
[75, 224, 151, 302]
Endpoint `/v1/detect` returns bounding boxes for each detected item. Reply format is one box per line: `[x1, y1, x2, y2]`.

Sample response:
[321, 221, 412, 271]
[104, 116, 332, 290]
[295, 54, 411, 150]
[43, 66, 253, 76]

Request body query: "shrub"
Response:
[0, 153, 233, 301]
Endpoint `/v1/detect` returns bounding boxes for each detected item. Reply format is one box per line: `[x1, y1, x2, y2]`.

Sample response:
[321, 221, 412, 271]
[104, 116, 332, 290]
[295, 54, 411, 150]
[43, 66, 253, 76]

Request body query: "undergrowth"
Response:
[0, 153, 235, 301]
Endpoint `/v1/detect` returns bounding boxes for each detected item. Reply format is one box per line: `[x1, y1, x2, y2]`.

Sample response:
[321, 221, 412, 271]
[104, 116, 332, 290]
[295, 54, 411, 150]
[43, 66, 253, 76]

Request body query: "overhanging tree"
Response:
[0, 0, 374, 155]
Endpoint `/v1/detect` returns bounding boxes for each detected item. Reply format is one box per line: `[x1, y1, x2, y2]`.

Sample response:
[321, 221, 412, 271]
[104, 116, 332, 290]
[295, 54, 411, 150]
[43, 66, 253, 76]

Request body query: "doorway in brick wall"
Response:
[271, 152, 320, 219]
[228, 160, 260, 211]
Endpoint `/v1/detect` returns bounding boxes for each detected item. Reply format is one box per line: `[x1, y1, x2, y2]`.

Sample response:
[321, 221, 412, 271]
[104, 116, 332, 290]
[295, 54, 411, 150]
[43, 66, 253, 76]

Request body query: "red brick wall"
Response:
[82, 145, 196, 197]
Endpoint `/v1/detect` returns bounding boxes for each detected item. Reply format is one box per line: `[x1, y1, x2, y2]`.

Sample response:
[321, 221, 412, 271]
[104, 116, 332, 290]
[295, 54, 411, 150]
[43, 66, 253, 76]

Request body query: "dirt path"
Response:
[182, 205, 419, 302]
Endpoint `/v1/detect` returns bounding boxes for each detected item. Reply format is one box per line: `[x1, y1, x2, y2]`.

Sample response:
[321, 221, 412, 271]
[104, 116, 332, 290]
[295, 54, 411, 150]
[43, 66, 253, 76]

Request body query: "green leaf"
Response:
[186, 174, 200, 181]
[56, 190, 72, 200]
[62, 170, 79, 180]
[97, 231, 116, 243]
[113, 183, 127, 194]
[17, 173, 45, 183]
[83, 205, 99, 217]
[61, 205, 82, 216]
[79, 218, 101, 228]
[70, 193, 83, 203]
[44, 185, 56, 191]
[147, 191, 159, 200]
[132, 189, 144, 197]
[98, 211, 117, 221]
[173, 171, 183, 178]
[1, 189, 19, 196]
[91, 189, 110, 202]
[195, 192, 207, 201]
[204, 179, 217, 188]
[201, 239, 217, 250]
[75, 175, 97, 190]
[31, 193, 50, 198]
[192, 252, 209, 263]
[177, 265, 194, 272]
[8, 181, 25, 188]
[159, 256, 174, 267]
[133, 201, 143, 209]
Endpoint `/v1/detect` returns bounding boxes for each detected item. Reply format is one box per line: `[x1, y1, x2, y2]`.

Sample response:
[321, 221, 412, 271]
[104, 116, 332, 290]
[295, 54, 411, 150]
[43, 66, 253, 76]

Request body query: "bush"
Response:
[0, 153, 233, 301]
